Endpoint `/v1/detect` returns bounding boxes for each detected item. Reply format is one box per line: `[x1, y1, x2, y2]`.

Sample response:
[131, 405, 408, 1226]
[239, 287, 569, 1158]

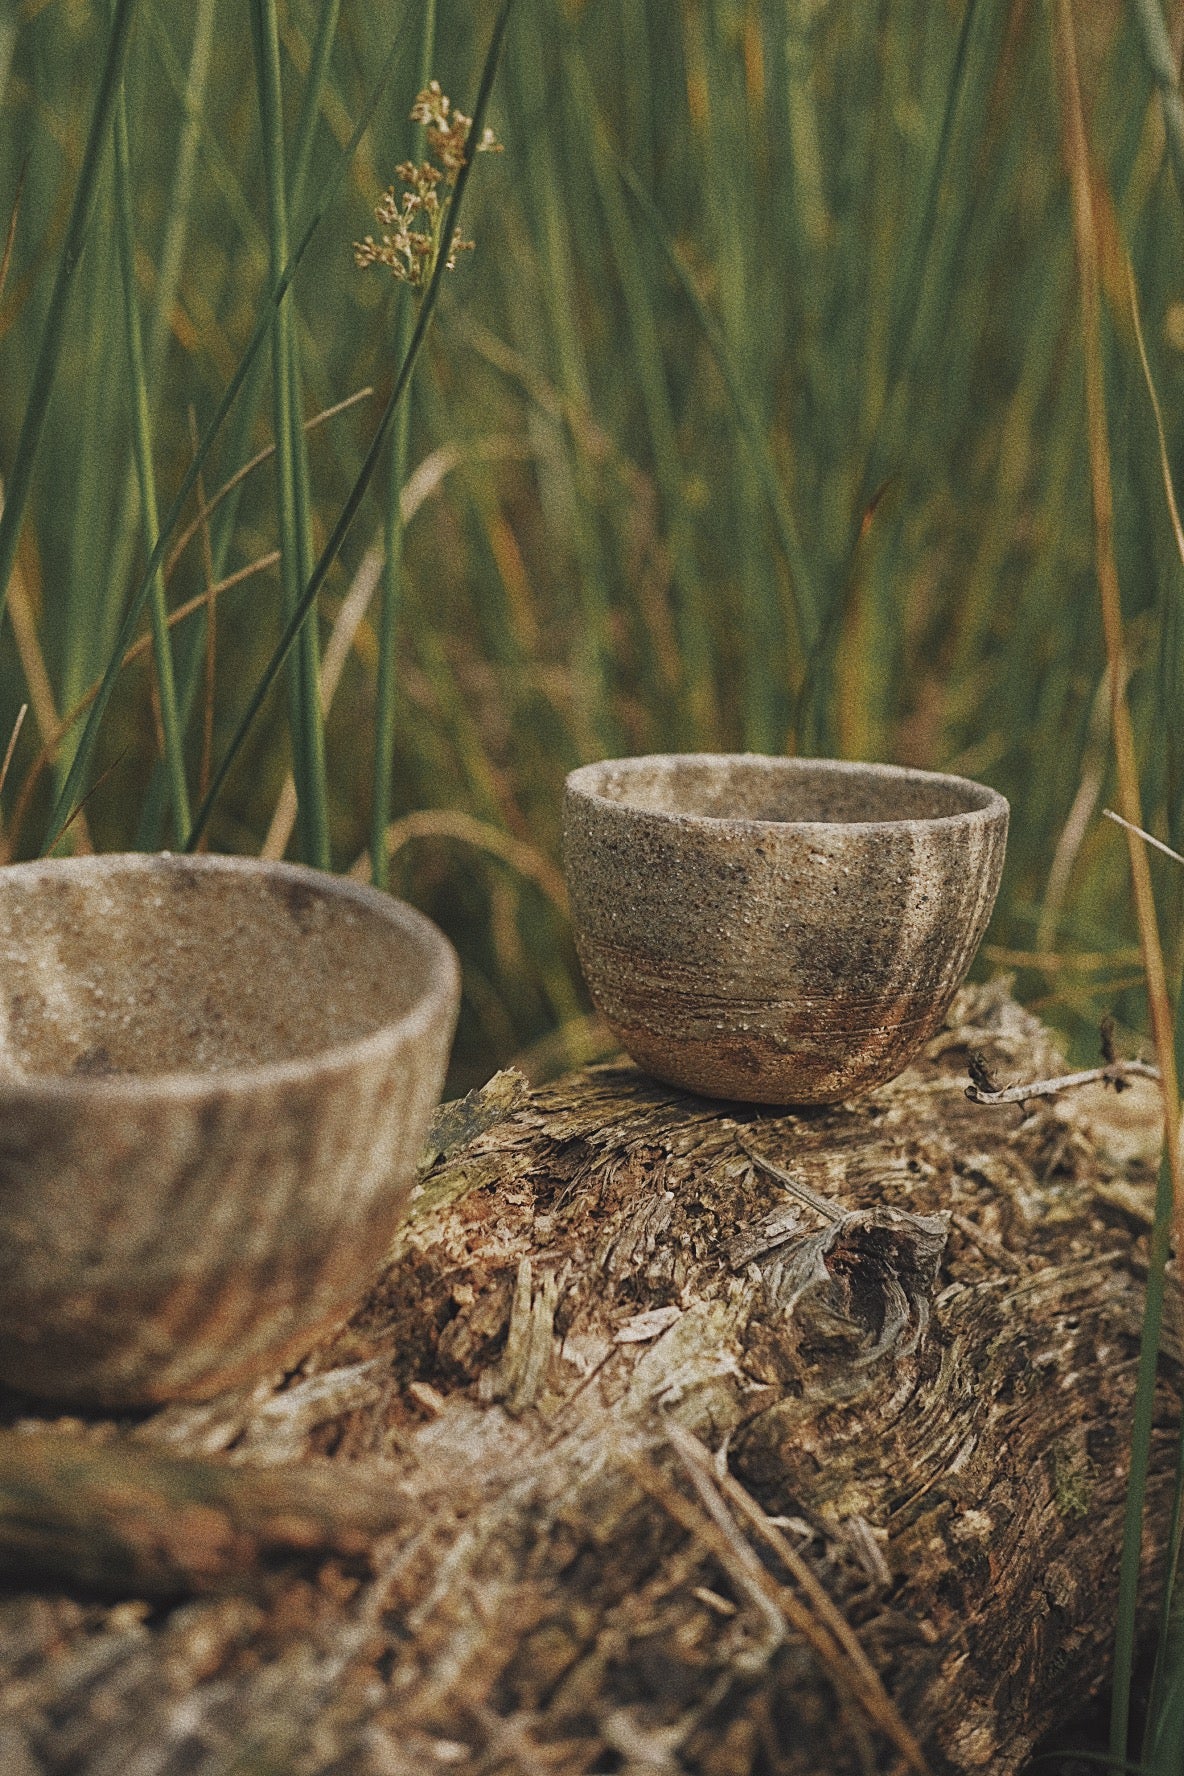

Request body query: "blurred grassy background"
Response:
[2, 0, 1184, 1093]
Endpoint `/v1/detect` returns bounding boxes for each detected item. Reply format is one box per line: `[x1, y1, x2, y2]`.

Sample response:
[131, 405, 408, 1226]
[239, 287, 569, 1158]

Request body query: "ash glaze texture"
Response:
[0, 853, 460, 1407]
[564, 754, 1008, 1104]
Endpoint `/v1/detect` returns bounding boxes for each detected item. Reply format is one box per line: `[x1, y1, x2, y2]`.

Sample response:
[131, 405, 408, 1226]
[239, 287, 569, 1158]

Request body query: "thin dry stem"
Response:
[0, 156, 26, 309]
[655, 1424, 932, 1776]
[261, 547, 384, 861]
[5, 552, 60, 754]
[0, 492, 91, 857]
[965, 1059, 1160, 1105]
[1037, 669, 1113, 955]
[1, 550, 280, 861]
[0, 702, 26, 803]
[163, 386, 372, 582]
[1128, 260, 1184, 571]
[397, 434, 532, 521]
[351, 807, 567, 914]
[187, 406, 217, 815]
[738, 1140, 846, 1224]
[981, 943, 1142, 973]
[1058, 0, 1183, 1260]
[705, 1441, 928, 1775]
[1103, 808, 1184, 868]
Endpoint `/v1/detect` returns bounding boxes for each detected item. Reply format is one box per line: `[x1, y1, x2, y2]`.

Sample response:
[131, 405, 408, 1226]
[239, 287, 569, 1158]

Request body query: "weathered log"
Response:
[0, 1429, 406, 1597]
[0, 981, 1177, 1776]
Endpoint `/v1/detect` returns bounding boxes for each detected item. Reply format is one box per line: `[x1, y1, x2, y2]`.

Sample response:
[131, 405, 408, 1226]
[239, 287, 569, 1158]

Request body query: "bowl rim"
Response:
[0, 851, 460, 1104]
[564, 752, 1009, 836]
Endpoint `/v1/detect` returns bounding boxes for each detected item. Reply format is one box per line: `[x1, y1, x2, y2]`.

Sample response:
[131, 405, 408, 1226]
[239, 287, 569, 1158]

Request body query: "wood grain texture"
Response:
[0, 981, 1176, 1775]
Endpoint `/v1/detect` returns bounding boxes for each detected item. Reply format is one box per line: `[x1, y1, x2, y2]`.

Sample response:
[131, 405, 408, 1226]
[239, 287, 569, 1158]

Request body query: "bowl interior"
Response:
[574, 755, 998, 826]
[0, 858, 440, 1081]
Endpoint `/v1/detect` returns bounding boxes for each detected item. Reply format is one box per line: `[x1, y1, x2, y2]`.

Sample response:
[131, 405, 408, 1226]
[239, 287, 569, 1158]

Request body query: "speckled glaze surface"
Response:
[0, 853, 460, 1407]
[564, 755, 1008, 1105]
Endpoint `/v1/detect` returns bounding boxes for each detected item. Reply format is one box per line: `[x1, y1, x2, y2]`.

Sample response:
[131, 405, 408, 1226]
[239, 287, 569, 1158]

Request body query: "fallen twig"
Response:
[736, 1137, 846, 1223]
[965, 1049, 1159, 1106]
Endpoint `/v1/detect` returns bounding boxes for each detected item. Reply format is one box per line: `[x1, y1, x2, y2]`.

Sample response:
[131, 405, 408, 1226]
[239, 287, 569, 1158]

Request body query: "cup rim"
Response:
[0, 852, 460, 1105]
[565, 752, 1009, 836]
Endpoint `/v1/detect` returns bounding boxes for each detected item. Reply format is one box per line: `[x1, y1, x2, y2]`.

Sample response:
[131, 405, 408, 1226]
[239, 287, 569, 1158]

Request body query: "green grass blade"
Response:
[1143, 1431, 1184, 1762]
[106, 0, 220, 625]
[1148, 1627, 1184, 1773]
[145, 0, 219, 386]
[369, 330, 415, 889]
[506, 26, 619, 757]
[0, 17, 15, 112]
[57, 174, 122, 739]
[251, 0, 330, 868]
[371, 0, 436, 892]
[0, 0, 139, 632]
[1127, 0, 1184, 210]
[805, 0, 997, 748]
[41, 12, 410, 855]
[882, 0, 983, 404]
[134, 0, 353, 852]
[289, 0, 342, 215]
[185, 0, 517, 853]
[618, 159, 821, 676]
[1111, 1148, 1175, 1766]
[558, 27, 716, 746]
[112, 72, 190, 843]
[139, 5, 263, 252]
[285, 322, 329, 865]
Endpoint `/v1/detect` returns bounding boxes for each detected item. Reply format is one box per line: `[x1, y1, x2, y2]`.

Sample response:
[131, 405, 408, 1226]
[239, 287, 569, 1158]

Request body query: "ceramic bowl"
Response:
[0, 853, 460, 1407]
[564, 754, 1008, 1105]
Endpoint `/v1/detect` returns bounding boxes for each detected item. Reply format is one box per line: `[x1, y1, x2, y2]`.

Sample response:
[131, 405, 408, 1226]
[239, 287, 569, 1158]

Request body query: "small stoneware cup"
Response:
[564, 754, 1008, 1105]
[0, 853, 460, 1408]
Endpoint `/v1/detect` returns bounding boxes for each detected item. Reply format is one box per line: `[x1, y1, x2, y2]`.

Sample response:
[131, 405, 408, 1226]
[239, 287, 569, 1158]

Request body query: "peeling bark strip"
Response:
[0, 982, 1178, 1775]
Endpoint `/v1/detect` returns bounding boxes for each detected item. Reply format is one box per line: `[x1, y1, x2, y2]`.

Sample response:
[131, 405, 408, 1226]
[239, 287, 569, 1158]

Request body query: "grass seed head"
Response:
[354, 81, 501, 290]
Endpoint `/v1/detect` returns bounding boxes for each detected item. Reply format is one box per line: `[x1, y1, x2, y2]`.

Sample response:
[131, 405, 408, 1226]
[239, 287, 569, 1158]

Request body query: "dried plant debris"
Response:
[965, 1011, 1159, 1105]
[0, 983, 1175, 1775]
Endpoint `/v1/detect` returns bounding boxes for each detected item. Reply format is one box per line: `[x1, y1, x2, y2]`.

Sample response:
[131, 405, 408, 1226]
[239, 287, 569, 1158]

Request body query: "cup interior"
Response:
[0, 856, 445, 1081]
[571, 755, 1000, 827]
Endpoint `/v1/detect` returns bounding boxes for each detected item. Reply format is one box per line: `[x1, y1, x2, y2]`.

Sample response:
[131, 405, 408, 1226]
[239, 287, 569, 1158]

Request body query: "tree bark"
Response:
[0, 981, 1177, 1776]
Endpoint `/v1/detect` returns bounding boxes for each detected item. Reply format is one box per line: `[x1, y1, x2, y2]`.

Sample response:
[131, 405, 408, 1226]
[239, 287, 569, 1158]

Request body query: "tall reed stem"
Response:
[1127, 0, 1184, 208]
[42, 6, 407, 854]
[107, 0, 219, 623]
[185, 0, 516, 852]
[250, 0, 330, 868]
[112, 75, 191, 844]
[134, 0, 345, 853]
[0, 0, 139, 632]
[371, 0, 436, 892]
[1056, 2, 1184, 1759]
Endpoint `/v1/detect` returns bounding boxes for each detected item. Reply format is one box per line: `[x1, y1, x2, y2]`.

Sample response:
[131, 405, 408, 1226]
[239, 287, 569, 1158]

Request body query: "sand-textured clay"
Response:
[0, 853, 459, 1407]
[564, 754, 1008, 1104]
